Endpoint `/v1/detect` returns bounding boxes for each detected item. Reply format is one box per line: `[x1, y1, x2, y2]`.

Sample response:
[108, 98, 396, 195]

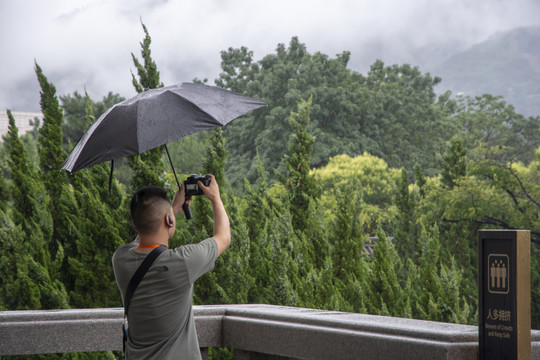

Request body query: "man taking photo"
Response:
[112, 174, 230, 359]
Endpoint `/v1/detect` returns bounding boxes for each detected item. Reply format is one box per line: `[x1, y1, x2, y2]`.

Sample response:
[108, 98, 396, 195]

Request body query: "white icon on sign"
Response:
[488, 254, 509, 294]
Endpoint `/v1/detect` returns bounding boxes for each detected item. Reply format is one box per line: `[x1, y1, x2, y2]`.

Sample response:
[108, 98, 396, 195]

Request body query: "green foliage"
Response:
[441, 135, 467, 189]
[62, 93, 126, 308]
[216, 46, 259, 94]
[0, 209, 41, 310]
[161, 131, 209, 180]
[279, 97, 319, 231]
[3, 34, 540, 360]
[4, 110, 69, 310]
[312, 152, 399, 234]
[127, 21, 165, 191]
[454, 94, 540, 163]
[394, 168, 420, 259]
[329, 181, 366, 279]
[363, 61, 457, 175]
[222, 37, 365, 188]
[35, 61, 67, 186]
[414, 163, 426, 198]
[365, 231, 408, 317]
[220, 39, 458, 188]
[35, 63, 78, 273]
[131, 22, 164, 92]
[0, 166, 7, 213]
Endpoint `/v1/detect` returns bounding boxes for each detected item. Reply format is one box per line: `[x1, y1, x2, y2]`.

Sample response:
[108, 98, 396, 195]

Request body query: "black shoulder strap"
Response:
[124, 245, 167, 316]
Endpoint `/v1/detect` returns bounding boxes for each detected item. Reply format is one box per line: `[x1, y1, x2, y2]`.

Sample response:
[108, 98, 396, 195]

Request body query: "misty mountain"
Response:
[425, 26, 540, 117]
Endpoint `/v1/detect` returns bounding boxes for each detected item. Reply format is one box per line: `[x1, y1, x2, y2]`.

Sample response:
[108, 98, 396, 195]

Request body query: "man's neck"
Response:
[135, 234, 169, 253]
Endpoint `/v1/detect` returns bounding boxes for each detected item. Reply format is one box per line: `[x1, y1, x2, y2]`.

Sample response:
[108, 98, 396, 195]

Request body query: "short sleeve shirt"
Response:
[112, 238, 218, 360]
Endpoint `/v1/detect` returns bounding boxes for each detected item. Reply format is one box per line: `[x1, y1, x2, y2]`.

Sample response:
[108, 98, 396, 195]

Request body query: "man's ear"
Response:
[167, 214, 174, 227]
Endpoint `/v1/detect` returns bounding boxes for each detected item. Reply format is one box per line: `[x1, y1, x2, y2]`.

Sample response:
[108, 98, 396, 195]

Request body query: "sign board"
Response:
[478, 230, 530, 360]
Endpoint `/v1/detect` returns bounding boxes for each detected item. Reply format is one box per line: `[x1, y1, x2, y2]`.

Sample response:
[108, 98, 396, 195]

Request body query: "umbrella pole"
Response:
[165, 144, 193, 220]
[108, 159, 114, 195]
[164, 144, 181, 191]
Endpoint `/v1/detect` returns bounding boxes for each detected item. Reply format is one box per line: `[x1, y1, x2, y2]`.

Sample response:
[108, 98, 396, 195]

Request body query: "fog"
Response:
[1, 0, 539, 112]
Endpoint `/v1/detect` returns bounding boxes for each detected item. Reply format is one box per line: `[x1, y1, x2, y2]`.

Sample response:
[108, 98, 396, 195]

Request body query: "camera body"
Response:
[183, 174, 211, 196]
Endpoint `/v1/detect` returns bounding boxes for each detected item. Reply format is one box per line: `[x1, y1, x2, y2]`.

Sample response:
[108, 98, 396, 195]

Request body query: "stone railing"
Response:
[1, 304, 539, 359]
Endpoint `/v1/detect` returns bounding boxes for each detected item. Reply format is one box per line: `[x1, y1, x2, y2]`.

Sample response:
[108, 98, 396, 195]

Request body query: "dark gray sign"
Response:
[478, 230, 530, 360]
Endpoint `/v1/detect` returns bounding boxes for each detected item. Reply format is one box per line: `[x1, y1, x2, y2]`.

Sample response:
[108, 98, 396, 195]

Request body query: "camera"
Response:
[183, 174, 211, 196]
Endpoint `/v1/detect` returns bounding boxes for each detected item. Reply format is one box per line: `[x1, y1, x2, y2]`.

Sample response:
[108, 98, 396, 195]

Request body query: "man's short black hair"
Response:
[130, 186, 170, 235]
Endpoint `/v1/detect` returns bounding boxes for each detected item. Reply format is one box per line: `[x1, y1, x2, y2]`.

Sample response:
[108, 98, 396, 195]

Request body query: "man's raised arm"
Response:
[200, 174, 230, 256]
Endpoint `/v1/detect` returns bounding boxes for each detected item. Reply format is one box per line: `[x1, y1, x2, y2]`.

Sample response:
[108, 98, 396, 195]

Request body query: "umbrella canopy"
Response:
[61, 82, 266, 173]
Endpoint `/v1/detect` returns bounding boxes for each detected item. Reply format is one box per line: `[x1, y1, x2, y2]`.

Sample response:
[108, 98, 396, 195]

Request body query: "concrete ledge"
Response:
[221, 305, 478, 360]
[0, 308, 124, 355]
[1, 305, 539, 359]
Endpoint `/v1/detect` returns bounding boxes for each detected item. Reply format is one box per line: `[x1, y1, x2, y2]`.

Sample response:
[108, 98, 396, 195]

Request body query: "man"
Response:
[112, 174, 230, 359]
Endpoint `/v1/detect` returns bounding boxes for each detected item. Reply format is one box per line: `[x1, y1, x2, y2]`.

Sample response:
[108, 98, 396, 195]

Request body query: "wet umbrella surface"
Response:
[61, 82, 266, 173]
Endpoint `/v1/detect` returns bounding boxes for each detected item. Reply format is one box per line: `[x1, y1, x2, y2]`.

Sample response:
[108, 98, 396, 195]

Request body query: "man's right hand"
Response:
[172, 183, 191, 215]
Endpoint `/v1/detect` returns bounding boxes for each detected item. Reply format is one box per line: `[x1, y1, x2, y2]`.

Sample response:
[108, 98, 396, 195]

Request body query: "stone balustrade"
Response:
[1, 304, 539, 359]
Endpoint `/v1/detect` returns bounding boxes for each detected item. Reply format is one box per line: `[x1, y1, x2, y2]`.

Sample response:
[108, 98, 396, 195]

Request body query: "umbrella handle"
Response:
[165, 144, 181, 191]
[183, 202, 192, 220]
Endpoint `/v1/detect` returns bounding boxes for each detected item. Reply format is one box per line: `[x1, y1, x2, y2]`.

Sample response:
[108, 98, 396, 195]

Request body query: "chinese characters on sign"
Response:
[485, 308, 513, 339]
[486, 308, 511, 322]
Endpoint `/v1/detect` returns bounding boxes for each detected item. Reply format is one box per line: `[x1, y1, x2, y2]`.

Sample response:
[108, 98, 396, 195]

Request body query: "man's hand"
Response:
[199, 174, 230, 256]
[198, 174, 221, 204]
[172, 183, 192, 215]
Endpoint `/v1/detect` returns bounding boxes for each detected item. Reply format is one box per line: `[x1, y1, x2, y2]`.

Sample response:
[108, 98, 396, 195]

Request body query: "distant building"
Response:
[362, 236, 395, 255]
[0, 111, 42, 137]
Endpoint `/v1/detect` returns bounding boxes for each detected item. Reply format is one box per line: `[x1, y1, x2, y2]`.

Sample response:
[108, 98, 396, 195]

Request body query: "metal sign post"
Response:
[478, 230, 530, 360]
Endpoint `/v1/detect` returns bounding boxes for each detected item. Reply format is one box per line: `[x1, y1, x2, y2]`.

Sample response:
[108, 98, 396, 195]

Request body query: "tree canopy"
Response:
[2, 29, 540, 360]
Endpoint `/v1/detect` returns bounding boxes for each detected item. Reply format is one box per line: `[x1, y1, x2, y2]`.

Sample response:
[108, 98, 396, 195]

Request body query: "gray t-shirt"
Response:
[112, 238, 218, 360]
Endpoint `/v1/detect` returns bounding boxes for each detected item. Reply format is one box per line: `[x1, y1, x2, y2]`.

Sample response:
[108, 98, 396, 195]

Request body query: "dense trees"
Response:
[219, 38, 458, 188]
[1, 27, 540, 360]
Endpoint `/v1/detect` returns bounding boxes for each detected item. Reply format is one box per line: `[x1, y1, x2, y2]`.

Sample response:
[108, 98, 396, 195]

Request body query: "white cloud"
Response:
[1, 0, 539, 112]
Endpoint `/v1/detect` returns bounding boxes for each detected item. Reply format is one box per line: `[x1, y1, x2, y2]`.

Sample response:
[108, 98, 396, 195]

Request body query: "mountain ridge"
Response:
[427, 26, 540, 117]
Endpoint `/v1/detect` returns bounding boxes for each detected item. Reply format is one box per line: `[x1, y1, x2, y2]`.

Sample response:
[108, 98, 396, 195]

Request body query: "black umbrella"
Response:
[62, 82, 266, 175]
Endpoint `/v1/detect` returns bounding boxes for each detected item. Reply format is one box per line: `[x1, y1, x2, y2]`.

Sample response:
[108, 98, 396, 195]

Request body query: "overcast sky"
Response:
[1, 0, 540, 112]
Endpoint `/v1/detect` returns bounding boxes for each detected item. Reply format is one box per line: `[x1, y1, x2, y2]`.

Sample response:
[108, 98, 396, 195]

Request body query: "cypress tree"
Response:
[5, 110, 69, 309]
[441, 135, 467, 189]
[128, 21, 165, 191]
[243, 152, 272, 242]
[409, 223, 471, 324]
[0, 164, 7, 213]
[193, 128, 229, 236]
[415, 223, 443, 320]
[414, 163, 426, 198]
[280, 97, 319, 232]
[35, 61, 67, 194]
[394, 168, 419, 259]
[276, 97, 324, 303]
[242, 153, 303, 305]
[244, 154, 280, 303]
[0, 209, 41, 310]
[329, 181, 366, 280]
[66, 92, 126, 308]
[365, 230, 408, 317]
[131, 22, 164, 92]
[191, 127, 255, 305]
[35, 62, 79, 264]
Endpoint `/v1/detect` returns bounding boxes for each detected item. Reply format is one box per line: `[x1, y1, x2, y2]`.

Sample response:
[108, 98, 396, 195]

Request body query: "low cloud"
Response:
[1, 0, 539, 112]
